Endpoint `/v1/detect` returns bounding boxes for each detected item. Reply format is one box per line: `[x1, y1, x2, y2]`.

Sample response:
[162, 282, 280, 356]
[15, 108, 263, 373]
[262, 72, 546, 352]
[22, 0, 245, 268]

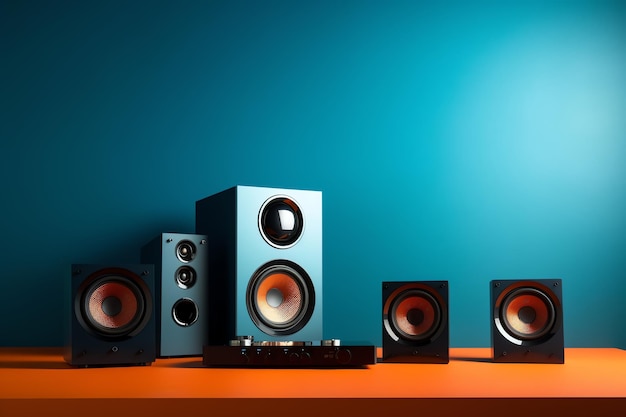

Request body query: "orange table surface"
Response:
[1, 347, 625, 416]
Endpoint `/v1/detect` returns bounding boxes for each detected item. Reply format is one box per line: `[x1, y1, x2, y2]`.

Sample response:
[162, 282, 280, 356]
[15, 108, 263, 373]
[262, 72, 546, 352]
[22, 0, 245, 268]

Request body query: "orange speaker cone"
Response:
[87, 281, 139, 330]
[501, 288, 556, 340]
[392, 293, 438, 338]
[255, 272, 303, 325]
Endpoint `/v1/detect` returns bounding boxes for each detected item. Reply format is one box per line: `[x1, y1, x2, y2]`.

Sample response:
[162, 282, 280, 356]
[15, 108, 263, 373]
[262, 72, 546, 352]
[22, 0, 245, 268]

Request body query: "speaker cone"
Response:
[176, 240, 196, 263]
[77, 269, 151, 338]
[175, 266, 196, 289]
[496, 286, 557, 342]
[384, 284, 445, 344]
[258, 195, 304, 248]
[247, 260, 315, 336]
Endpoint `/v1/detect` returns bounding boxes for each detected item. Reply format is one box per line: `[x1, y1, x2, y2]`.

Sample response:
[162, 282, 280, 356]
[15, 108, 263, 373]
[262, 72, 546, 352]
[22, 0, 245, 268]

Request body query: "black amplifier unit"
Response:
[203, 338, 377, 368]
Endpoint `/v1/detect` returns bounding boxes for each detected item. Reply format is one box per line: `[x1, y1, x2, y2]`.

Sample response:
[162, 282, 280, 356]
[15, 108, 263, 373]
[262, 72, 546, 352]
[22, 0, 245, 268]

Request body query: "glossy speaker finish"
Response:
[64, 264, 156, 367]
[141, 233, 209, 357]
[196, 185, 322, 344]
[491, 279, 564, 363]
[382, 281, 449, 363]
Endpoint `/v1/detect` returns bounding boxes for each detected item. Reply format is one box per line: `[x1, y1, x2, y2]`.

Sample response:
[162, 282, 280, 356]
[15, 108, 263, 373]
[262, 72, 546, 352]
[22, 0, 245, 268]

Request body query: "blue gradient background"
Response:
[2, 0, 625, 348]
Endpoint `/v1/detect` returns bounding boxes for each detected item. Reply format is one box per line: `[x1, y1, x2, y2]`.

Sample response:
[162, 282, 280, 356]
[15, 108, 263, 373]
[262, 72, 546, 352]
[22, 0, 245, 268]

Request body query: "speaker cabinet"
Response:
[491, 279, 564, 363]
[141, 233, 209, 357]
[196, 185, 322, 344]
[382, 281, 449, 363]
[64, 264, 156, 367]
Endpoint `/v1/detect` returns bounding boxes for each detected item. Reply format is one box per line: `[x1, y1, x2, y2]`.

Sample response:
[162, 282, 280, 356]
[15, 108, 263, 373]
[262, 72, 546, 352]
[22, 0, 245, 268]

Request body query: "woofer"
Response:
[65, 264, 156, 367]
[382, 281, 449, 363]
[247, 260, 314, 336]
[491, 279, 564, 363]
[77, 269, 151, 338]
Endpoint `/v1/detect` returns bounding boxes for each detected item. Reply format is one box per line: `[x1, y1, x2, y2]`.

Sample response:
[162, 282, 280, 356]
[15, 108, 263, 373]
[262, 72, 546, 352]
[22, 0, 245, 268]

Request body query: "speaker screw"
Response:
[383, 284, 389, 289]
[553, 282, 559, 287]
[200, 239, 207, 245]
[142, 270, 150, 276]
[502, 351, 507, 356]
[111, 346, 119, 353]
[166, 238, 173, 243]
[441, 283, 447, 288]
[495, 282, 501, 287]
[73, 269, 82, 275]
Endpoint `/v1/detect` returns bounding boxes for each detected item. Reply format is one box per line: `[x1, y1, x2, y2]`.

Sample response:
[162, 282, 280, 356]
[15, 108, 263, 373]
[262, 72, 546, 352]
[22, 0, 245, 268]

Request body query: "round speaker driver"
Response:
[500, 287, 556, 341]
[81, 277, 146, 337]
[246, 260, 315, 336]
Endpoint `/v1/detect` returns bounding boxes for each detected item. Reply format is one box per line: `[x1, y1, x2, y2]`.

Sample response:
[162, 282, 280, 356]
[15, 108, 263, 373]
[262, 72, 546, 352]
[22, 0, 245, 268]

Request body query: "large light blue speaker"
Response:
[196, 185, 322, 344]
[141, 233, 209, 357]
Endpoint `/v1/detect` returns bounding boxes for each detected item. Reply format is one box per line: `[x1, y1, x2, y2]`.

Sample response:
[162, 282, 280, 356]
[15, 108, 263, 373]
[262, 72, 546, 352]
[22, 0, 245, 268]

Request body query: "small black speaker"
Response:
[141, 233, 209, 357]
[64, 264, 156, 367]
[195, 185, 323, 345]
[491, 279, 564, 363]
[382, 281, 449, 363]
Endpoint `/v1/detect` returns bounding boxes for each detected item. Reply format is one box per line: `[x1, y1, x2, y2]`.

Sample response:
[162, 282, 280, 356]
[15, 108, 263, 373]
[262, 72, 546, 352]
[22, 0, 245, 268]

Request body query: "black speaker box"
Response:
[195, 185, 323, 345]
[141, 233, 209, 357]
[382, 281, 449, 363]
[64, 264, 156, 367]
[490, 279, 564, 363]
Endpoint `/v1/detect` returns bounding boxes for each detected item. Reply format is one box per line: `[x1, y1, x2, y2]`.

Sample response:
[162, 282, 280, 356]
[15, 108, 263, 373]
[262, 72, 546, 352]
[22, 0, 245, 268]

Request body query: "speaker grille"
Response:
[247, 260, 315, 336]
[496, 286, 557, 342]
[76, 269, 151, 338]
[258, 195, 304, 248]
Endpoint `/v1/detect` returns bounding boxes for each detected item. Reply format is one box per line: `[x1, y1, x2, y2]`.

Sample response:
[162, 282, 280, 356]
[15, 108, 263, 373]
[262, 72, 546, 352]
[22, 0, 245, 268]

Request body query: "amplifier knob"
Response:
[289, 352, 300, 363]
[336, 348, 352, 365]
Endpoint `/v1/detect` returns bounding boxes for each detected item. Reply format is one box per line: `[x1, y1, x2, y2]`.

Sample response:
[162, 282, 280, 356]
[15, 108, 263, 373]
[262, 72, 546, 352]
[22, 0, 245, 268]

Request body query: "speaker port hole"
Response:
[172, 298, 198, 327]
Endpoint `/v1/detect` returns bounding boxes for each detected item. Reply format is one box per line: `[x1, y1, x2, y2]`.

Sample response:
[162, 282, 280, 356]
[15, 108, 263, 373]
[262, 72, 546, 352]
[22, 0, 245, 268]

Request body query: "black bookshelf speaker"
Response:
[64, 264, 156, 367]
[491, 279, 564, 363]
[141, 233, 209, 357]
[382, 281, 449, 363]
[196, 185, 322, 345]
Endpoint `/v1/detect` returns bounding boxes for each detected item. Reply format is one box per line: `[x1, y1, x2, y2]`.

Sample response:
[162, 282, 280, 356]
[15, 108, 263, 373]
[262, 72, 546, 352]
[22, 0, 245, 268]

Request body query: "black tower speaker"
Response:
[491, 279, 564, 363]
[196, 185, 323, 345]
[64, 264, 156, 367]
[141, 233, 209, 357]
[382, 281, 449, 363]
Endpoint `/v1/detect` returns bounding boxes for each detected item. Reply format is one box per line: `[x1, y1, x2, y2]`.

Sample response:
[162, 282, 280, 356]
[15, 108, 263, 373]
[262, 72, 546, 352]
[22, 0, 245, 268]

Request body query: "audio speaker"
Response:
[491, 279, 564, 363]
[196, 185, 322, 344]
[382, 281, 449, 363]
[141, 233, 209, 357]
[64, 264, 156, 367]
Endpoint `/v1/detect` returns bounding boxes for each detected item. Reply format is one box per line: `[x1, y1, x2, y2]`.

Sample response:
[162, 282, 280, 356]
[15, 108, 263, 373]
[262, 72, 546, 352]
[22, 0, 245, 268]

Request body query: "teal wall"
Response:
[2, 0, 625, 348]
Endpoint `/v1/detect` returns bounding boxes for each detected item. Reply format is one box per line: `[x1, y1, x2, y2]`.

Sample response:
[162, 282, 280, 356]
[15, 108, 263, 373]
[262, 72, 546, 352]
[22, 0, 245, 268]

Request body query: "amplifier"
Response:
[203, 338, 376, 368]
